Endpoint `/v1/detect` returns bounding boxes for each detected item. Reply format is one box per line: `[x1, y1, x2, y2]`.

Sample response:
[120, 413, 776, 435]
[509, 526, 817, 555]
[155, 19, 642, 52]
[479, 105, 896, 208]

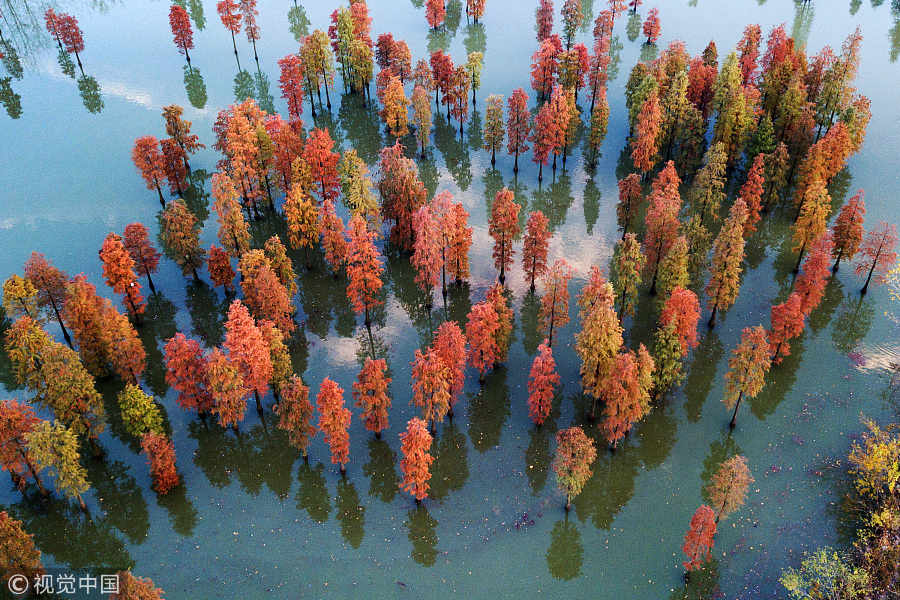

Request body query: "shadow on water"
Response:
[831, 295, 875, 354]
[428, 421, 469, 501]
[86, 459, 150, 545]
[336, 478, 365, 548]
[184, 65, 207, 109]
[750, 335, 804, 420]
[139, 292, 178, 397]
[156, 478, 199, 537]
[362, 437, 399, 504]
[525, 397, 560, 496]
[683, 331, 724, 423]
[185, 279, 227, 348]
[636, 402, 678, 470]
[434, 113, 472, 191]
[546, 516, 583, 581]
[583, 176, 601, 235]
[519, 290, 542, 356]
[405, 504, 439, 567]
[338, 93, 384, 165]
[700, 434, 744, 507]
[463, 22, 486, 55]
[296, 461, 330, 523]
[571, 429, 641, 530]
[467, 367, 511, 453]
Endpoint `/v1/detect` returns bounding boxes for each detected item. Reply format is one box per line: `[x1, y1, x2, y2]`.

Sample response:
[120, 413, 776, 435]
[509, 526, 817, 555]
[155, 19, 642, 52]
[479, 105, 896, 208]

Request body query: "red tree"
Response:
[616, 173, 643, 238]
[224, 299, 274, 414]
[531, 38, 561, 100]
[160, 138, 188, 195]
[278, 53, 305, 124]
[489, 188, 522, 284]
[466, 301, 500, 381]
[768, 292, 805, 364]
[169, 4, 194, 65]
[856, 222, 898, 294]
[631, 90, 661, 174]
[643, 161, 682, 291]
[346, 214, 384, 327]
[539, 259, 574, 347]
[740, 154, 766, 235]
[205, 348, 248, 430]
[531, 96, 564, 181]
[132, 136, 167, 206]
[411, 348, 451, 432]
[831, 190, 866, 272]
[506, 88, 532, 173]
[24, 253, 72, 347]
[217, 0, 243, 64]
[527, 340, 560, 426]
[123, 223, 161, 295]
[433, 321, 467, 414]
[240, 260, 295, 334]
[99, 233, 145, 318]
[795, 234, 833, 316]
[274, 375, 317, 458]
[600, 345, 655, 448]
[207, 245, 236, 291]
[682, 505, 717, 573]
[320, 200, 349, 274]
[642, 8, 661, 44]
[536, 0, 554, 42]
[659, 287, 701, 356]
[425, 0, 446, 29]
[522, 210, 551, 291]
[304, 128, 341, 204]
[317, 377, 351, 474]
[399, 417, 434, 503]
[163, 333, 213, 414]
[353, 358, 391, 438]
[141, 432, 179, 494]
[0, 400, 46, 494]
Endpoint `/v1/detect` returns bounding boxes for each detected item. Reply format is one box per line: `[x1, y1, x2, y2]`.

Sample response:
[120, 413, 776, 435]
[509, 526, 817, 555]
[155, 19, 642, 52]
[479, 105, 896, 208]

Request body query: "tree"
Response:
[531, 92, 565, 180]
[123, 223, 161, 295]
[217, 0, 243, 66]
[531, 38, 560, 101]
[642, 8, 660, 44]
[169, 4, 194, 65]
[528, 341, 560, 426]
[616, 173, 643, 239]
[657, 236, 690, 301]
[466, 51, 483, 105]
[553, 426, 597, 510]
[399, 417, 434, 503]
[23, 253, 72, 347]
[278, 53, 305, 123]
[163, 333, 213, 414]
[212, 174, 251, 258]
[412, 85, 433, 158]
[353, 358, 391, 438]
[723, 325, 770, 429]
[346, 214, 384, 327]
[412, 203, 443, 305]
[264, 235, 299, 297]
[0, 511, 43, 584]
[688, 142, 728, 228]
[105, 305, 146, 385]
[449, 66, 471, 135]
[411, 348, 451, 432]
[163, 104, 204, 170]
[652, 321, 685, 396]
[239, 0, 261, 65]
[467, 0, 487, 22]
[425, 0, 446, 29]
[208, 245, 236, 292]
[2, 275, 38, 323]
[707, 455, 753, 523]
[25, 421, 89, 509]
[768, 292, 805, 364]
[466, 301, 500, 381]
[0, 400, 46, 494]
[160, 136, 188, 195]
[483, 94, 505, 166]
[112, 572, 165, 600]
[611, 234, 644, 319]
[599, 345, 655, 447]
[446, 203, 473, 285]
[224, 299, 273, 414]
[160, 199, 206, 280]
[320, 201, 349, 274]
[856, 222, 898, 295]
[141, 432, 179, 495]
[831, 190, 866, 272]
[643, 162, 682, 292]
[792, 178, 832, 273]
[132, 136, 167, 206]
[99, 233, 146, 318]
[705, 199, 748, 327]
[206, 348, 249, 430]
[381, 75, 410, 138]
[339, 149, 379, 225]
[317, 377, 351, 474]
[660, 286, 701, 355]
[304, 128, 341, 204]
[522, 211, 551, 291]
[682, 505, 717, 574]
[489, 188, 522, 284]
[239, 255, 295, 334]
[780, 548, 871, 600]
[274, 375, 317, 459]
[433, 320, 467, 413]
[506, 88, 532, 173]
[539, 259, 574, 347]
[378, 142, 428, 251]
[117, 384, 163, 438]
[587, 86, 609, 167]
[740, 154, 766, 235]
[283, 187, 319, 263]
[536, 0, 554, 42]
[487, 283, 514, 362]
[258, 319, 291, 395]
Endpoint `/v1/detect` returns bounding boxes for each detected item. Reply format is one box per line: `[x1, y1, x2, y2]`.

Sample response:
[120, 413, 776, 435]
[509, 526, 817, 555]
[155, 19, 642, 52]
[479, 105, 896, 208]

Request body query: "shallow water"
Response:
[1, 0, 899, 598]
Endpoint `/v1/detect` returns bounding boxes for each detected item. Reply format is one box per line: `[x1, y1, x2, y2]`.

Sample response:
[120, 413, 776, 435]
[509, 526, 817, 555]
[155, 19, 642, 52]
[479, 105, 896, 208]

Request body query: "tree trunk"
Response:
[156, 182, 165, 207]
[231, 31, 241, 70]
[729, 390, 743, 429]
[50, 298, 74, 348]
[708, 303, 718, 328]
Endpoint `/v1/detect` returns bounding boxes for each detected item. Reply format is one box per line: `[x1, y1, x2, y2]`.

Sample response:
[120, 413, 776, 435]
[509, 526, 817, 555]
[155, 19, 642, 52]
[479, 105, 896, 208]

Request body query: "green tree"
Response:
[25, 421, 90, 510]
[117, 384, 164, 438]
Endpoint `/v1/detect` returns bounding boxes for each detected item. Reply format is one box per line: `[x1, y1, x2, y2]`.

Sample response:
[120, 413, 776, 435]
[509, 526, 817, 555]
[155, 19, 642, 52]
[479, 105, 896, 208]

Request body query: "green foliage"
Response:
[25, 421, 90, 503]
[781, 548, 870, 599]
[652, 321, 685, 394]
[117, 384, 164, 438]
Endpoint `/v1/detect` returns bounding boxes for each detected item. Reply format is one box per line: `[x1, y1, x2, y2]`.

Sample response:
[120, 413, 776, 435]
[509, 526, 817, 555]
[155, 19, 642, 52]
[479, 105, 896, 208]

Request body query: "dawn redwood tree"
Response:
[643, 162, 682, 293]
[723, 325, 770, 429]
[705, 199, 748, 327]
[539, 259, 574, 347]
[487, 283, 514, 362]
[599, 345, 655, 448]
[631, 90, 661, 174]
[794, 235, 833, 317]
[682, 505, 717, 576]
[522, 210, 551, 292]
[239, 256, 295, 333]
[652, 320, 685, 396]
[353, 358, 391, 438]
[239, 0, 261, 66]
[258, 320, 291, 395]
[377, 142, 428, 251]
[25, 421, 89, 509]
[425, 0, 446, 29]
[317, 377, 351, 474]
[206, 348, 249, 430]
[553, 426, 597, 510]
[2, 276, 38, 323]
[304, 128, 341, 204]
[616, 173, 643, 239]
[536, 0, 554, 42]
[224, 299, 273, 414]
[169, 4, 194, 66]
[99, 233, 146, 319]
[642, 8, 660, 44]
[466, 301, 501, 381]
[399, 417, 434, 504]
[0, 511, 44, 582]
[855, 222, 898, 294]
[531, 38, 561, 101]
[278, 54, 305, 124]
[412, 85, 432, 157]
[739, 154, 766, 235]
[467, 0, 487, 22]
[611, 233, 644, 319]
[105, 304, 147, 384]
[831, 190, 866, 272]
[117, 384, 162, 439]
[263, 235, 299, 297]
[489, 188, 522, 284]
[0, 399, 47, 494]
[707, 455, 753, 523]
[283, 187, 319, 264]
[412, 203, 443, 305]
[163, 333, 213, 414]
[339, 149, 378, 225]
[768, 292, 805, 365]
[483, 94, 505, 166]
[112, 572, 165, 599]
[274, 375, 317, 459]
[123, 223, 161, 295]
[575, 286, 623, 419]
[433, 321, 467, 414]
[217, 0, 243, 67]
[506, 88, 532, 173]
[160, 138, 188, 195]
[656, 236, 690, 302]
[141, 432, 179, 495]
[162, 105, 204, 170]
[531, 97, 563, 181]
[446, 203, 473, 286]
[411, 348, 451, 432]
[381, 75, 410, 138]
[346, 214, 385, 328]
[528, 341, 560, 426]
[132, 136, 167, 206]
[791, 178, 831, 273]
[160, 199, 206, 280]
[430, 50, 454, 114]
[319, 201, 349, 274]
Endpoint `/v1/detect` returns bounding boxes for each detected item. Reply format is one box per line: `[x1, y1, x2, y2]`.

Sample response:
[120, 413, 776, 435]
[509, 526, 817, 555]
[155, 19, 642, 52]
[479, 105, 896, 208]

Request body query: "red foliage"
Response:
[522, 211, 551, 290]
[539, 259, 574, 347]
[317, 378, 351, 472]
[123, 223, 161, 291]
[642, 8, 661, 44]
[239, 0, 260, 44]
[131, 136, 166, 202]
[831, 190, 866, 271]
[737, 24, 762, 85]
[489, 188, 522, 282]
[274, 375, 316, 456]
[445, 202, 472, 284]
[58, 13, 84, 55]
[160, 138, 188, 195]
[346, 215, 384, 324]
[506, 88, 532, 171]
[536, 0, 554, 41]
[99, 233, 146, 317]
[643, 161, 683, 279]
[319, 200, 349, 273]
[740, 154, 766, 235]
[855, 222, 898, 293]
[425, 0, 446, 29]
[466, 301, 501, 380]
[164, 333, 213, 414]
[768, 292, 805, 364]
[433, 321, 467, 409]
[0, 399, 43, 489]
[378, 141, 427, 251]
[659, 287, 701, 356]
[241, 262, 295, 333]
[616, 173, 644, 237]
[686, 56, 717, 117]
[527, 341, 560, 425]
[217, 0, 242, 34]
[399, 417, 434, 502]
[430, 50, 454, 104]
[207, 245, 236, 291]
[531, 38, 561, 99]
[682, 505, 717, 571]
[353, 358, 392, 436]
[303, 128, 341, 204]
[631, 90, 661, 173]
[278, 54, 305, 123]
[205, 348, 248, 429]
[224, 299, 274, 402]
[169, 4, 194, 61]
[531, 96, 564, 179]
[600, 345, 655, 447]
[141, 432, 179, 495]
[411, 348, 451, 430]
[795, 234, 833, 316]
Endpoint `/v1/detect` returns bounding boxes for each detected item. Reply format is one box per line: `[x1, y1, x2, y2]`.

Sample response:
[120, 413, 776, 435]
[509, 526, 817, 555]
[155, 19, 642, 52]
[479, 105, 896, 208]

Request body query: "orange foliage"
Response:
[489, 188, 522, 283]
[682, 505, 717, 571]
[527, 341, 559, 426]
[522, 211, 551, 291]
[99, 233, 145, 317]
[164, 333, 213, 414]
[399, 417, 434, 502]
[659, 287, 701, 356]
[317, 378, 351, 472]
[466, 301, 500, 380]
[411, 348, 451, 430]
[141, 432, 179, 495]
[353, 358, 391, 436]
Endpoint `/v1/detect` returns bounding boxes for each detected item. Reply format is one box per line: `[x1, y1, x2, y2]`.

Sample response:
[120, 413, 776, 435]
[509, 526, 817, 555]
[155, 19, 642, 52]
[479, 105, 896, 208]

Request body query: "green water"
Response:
[1, 0, 899, 598]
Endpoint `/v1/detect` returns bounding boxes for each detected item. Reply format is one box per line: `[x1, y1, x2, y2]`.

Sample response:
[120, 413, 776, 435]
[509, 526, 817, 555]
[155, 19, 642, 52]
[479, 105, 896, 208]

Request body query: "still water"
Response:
[1, 0, 899, 597]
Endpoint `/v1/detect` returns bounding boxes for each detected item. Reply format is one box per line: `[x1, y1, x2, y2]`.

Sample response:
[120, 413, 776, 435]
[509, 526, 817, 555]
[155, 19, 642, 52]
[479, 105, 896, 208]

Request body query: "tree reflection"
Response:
[140, 293, 178, 397]
[185, 279, 227, 347]
[434, 113, 472, 190]
[608, 36, 624, 81]
[809, 276, 843, 334]
[446, 281, 472, 328]
[78, 75, 104, 114]
[86, 459, 150, 545]
[0, 39, 23, 79]
[338, 94, 383, 164]
[384, 251, 433, 341]
[429, 422, 469, 501]
[188, 0, 206, 30]
[184, 65, 207, 109]
[234, 69, 256, 103]
[668, 558, 721, 599]
[683, 331, 723, 422]
[254, 69, 275, 114]
[463, 22, 486, 55]
[583, 177, 601, 235]
[626, 13, 642, 42]
[288, 1, 310, 42]
[362, 437, 399, 503]
[791, 0, 815, 48]
[525, 399, 560, 495]
[520, 290, 542, 356]
[467, 367, 511, 452]
[546, 517, 583, 580]
[750, 334, 803, 420]
[468, 109, 483, 151]
[446, 0, 463, 34]
[700, 434, 744, 507]
[405, 505, 439, 567]
[572, 434, 640, 530]
[57, 47, 77, 78]
[531, 173, 574, 231]
[636, 403, 677, 469]
[0, 77, 21, 119]
[831, 296, 875, 354]
[427, 28, 452, 54]
[254, 427, 296, 500]
[336, 478, 365, 548]
[156, 480, 199, 537]
[296, 461, 330, 523]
